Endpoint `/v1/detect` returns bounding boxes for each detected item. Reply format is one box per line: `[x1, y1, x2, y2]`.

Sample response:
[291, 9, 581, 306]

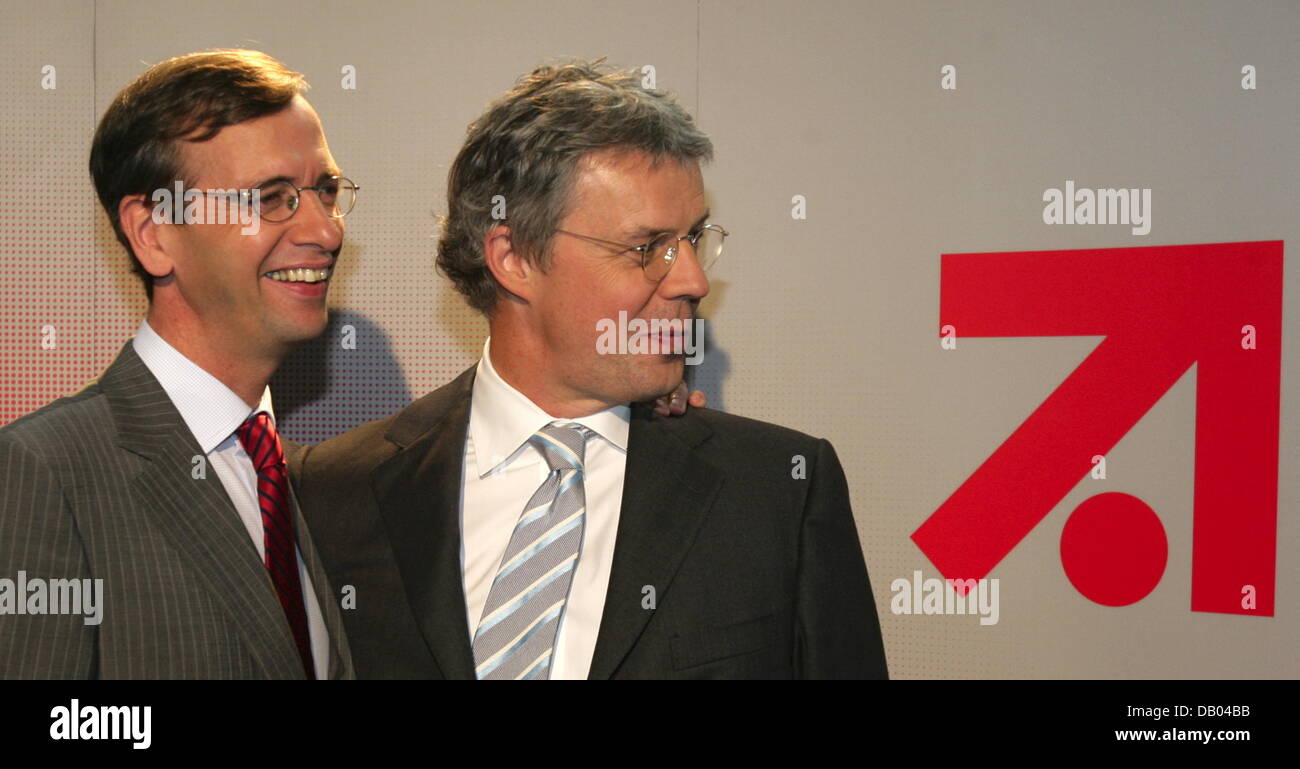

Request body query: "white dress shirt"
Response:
[132, 319, 330, 678]
[462, 338, 630, 679]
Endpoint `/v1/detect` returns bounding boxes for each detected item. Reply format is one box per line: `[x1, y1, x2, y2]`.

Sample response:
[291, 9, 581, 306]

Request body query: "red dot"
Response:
[1060, 492, 1167, 606]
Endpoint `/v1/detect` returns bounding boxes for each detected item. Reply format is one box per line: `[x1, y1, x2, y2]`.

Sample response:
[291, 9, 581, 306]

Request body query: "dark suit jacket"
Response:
[292, 365, 886, 679]
[0, 343, 353, 679]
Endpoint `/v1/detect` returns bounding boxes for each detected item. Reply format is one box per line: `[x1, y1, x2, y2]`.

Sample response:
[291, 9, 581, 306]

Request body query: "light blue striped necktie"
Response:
[472, 421, 592, 680]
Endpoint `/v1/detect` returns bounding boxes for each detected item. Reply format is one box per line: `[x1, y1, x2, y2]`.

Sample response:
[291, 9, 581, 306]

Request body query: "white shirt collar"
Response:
[469, 337, 629, 478]
[131, 319, 274, 454]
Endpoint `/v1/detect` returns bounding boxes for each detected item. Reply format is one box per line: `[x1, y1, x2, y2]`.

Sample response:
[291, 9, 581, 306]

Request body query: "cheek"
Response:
[171, 229, 221, 285]
[222, 233, 281, 296]
[541, 261, 656, 351]
[191, 231, 275, 300]
[590, 277, 657, 321]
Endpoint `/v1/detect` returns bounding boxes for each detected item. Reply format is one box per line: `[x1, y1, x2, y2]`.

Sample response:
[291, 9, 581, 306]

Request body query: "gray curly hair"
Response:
[437, 59, 713, 315]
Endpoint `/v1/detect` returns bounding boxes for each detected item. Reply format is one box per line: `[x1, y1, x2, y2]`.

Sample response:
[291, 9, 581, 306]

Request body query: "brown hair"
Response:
[89, 49, 308, 298]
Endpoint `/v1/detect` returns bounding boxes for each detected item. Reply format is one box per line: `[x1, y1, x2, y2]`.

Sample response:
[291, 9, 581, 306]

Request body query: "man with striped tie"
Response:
[293, 60, 888, 679]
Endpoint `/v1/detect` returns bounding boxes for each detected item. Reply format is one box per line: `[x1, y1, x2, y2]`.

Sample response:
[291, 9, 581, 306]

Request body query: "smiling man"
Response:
[294, 60, 889, 679]
[0, 50, 354, 678]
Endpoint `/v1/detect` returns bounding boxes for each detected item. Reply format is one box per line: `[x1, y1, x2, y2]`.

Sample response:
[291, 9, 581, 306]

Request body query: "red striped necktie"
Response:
[236, 412, 316, 679]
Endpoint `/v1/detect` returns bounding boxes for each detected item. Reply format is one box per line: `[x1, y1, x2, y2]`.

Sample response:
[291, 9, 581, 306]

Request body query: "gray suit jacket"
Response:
[0, 343, 353, 679]
[292, 366, 887, 679]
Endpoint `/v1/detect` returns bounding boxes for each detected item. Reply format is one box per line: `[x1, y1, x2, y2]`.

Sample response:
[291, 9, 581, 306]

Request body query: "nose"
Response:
[657, 237, 710, 302]
[289, 188, 344, 254]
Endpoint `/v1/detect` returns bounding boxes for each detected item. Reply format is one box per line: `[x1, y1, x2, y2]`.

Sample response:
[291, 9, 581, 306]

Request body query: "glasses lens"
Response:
[693, 227, 724, 271]
[256, 181, 297, 222]
[643, 233, 676, 281]
[322, 176, 358, 218]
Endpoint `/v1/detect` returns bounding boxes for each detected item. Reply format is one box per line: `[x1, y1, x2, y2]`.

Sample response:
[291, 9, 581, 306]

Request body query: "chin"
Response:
[273, 316, 330, 347]
[301, 308, 332, 335]
[626, 362, 684, 403]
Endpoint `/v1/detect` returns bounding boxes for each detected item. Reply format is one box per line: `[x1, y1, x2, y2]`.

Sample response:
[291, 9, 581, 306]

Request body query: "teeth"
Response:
[266, 267, 332, 283]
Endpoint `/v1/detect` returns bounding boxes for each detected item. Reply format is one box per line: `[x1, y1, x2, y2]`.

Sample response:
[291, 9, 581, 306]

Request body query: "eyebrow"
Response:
[625, 210, 711, 241]
[247, 169, 343, 189]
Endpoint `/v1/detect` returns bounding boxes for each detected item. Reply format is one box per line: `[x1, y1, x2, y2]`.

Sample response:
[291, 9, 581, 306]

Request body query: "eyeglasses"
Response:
[553, 223, 728, 281]
[247, 175, 360, 223]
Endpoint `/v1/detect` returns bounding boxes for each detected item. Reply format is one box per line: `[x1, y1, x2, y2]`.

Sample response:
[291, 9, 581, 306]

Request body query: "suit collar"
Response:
[100, 342, 196, 460]
[130, 319, 270, 453]
[372, 365, 479, 679]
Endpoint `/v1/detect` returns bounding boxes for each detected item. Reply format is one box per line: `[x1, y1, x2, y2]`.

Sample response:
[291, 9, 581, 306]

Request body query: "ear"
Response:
[482, 223, 540, 303]
[118, 193, 177, 281]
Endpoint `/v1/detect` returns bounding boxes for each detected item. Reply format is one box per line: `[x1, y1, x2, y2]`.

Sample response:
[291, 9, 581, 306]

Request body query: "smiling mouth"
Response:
[265, 267, 332, 284]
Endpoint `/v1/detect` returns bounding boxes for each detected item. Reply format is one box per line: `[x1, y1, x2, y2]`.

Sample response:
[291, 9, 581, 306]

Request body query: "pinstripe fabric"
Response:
[471, 422, 590, 680]
[0, 343, 354, 679]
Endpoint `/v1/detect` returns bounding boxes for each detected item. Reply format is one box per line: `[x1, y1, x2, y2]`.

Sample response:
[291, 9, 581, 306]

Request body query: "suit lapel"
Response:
[369, 367, 477, 680]
[587, 405, 723, 679]
[102, 343, 306, 680]
[288, 478, 355, 680]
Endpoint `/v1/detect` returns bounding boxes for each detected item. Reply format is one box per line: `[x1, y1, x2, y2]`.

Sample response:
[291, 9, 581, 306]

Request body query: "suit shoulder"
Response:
[295, 378, 460, 477]
[300, 368, 474, 475]
[296, 409, 402, 477]
[0, 382, 111, 462]
[690, 407, 825, 456]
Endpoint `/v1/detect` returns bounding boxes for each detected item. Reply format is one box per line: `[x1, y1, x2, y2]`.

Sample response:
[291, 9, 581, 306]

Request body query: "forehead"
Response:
[179, 95, 335, 184]
[566, 149, 705, 227]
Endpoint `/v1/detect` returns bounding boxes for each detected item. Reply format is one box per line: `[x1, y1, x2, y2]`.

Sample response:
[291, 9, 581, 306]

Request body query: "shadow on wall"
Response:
[692, 304, 730, 414]
[273, 309, 412, 444]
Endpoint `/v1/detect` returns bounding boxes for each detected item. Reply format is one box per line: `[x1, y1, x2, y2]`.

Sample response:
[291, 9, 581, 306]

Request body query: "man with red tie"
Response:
[0, 50, 355, 678]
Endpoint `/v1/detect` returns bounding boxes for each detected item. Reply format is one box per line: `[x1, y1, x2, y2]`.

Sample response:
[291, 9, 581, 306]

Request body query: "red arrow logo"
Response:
[914, 241, 1282, 616]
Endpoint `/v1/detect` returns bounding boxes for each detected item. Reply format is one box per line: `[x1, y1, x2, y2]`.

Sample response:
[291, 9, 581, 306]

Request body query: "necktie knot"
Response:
[236, 412, 283, 474]
[529, 421, 591, 474]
